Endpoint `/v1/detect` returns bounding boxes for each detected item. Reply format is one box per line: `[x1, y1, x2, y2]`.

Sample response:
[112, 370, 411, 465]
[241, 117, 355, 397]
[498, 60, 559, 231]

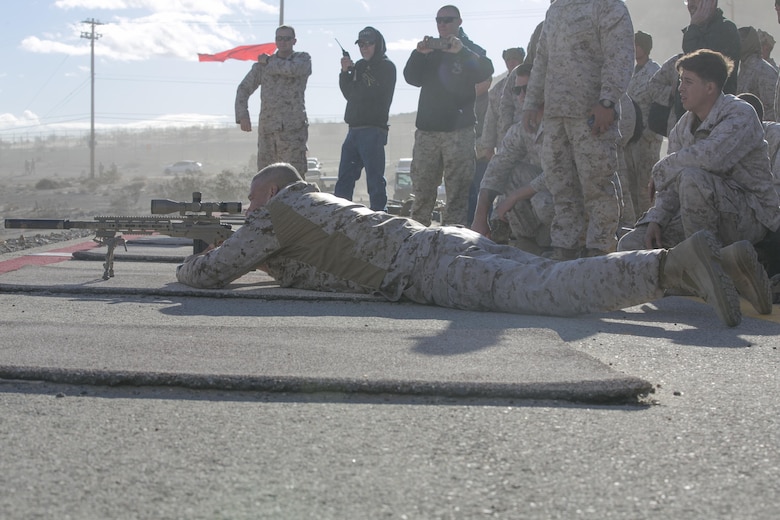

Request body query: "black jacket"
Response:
[339, 27, 396, 130]
[403, 29, 493, 132]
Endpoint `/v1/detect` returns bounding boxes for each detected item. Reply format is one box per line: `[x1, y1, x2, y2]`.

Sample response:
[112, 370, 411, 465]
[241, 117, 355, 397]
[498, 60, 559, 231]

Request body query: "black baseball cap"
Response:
[355, 27, 378, 44]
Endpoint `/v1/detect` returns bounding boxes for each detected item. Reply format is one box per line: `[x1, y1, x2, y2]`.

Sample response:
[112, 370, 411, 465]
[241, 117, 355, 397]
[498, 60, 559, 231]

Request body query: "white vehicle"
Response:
[164, 160, 202, 175]
[393, 157, 445, 202]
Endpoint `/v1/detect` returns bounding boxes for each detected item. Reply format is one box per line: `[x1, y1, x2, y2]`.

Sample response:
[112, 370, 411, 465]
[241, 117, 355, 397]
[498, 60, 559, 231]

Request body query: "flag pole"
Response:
[279, 0, 284, 25]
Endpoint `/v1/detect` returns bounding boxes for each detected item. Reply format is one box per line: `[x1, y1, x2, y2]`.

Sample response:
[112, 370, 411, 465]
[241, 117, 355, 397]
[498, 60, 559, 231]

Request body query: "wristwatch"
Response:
[599, 99, 615, 109]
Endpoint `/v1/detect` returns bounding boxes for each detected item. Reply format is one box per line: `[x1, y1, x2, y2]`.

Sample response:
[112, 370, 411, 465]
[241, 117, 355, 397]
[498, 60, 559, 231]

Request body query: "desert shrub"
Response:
[161, 172, 204, 201]
[35, 178, 63, 190]
[109, 180, 146, 214]
[210, 169, 251, 201]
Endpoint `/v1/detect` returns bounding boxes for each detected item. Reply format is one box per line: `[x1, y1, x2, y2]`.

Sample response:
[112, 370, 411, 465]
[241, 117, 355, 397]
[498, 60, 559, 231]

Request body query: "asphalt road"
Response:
[0, 238, 779, 519]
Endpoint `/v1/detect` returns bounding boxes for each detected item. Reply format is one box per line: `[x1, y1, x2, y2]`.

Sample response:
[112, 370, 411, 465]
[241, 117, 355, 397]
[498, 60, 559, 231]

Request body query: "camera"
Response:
[424, 37, 452, 50]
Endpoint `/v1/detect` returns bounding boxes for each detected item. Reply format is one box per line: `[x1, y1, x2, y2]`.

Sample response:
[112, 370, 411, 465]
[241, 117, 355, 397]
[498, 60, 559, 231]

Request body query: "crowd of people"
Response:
[200, 1, 780, 327]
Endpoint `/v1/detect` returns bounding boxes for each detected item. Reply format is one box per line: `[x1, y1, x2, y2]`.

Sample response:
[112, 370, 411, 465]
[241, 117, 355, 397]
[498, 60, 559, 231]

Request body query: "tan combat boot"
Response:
[720, 241, 772, 315]
[660, 230, 741, 327]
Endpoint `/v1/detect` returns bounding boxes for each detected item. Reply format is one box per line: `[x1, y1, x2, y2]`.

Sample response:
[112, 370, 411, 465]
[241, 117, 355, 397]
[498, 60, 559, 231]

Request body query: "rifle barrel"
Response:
[5, 219, 71, 230]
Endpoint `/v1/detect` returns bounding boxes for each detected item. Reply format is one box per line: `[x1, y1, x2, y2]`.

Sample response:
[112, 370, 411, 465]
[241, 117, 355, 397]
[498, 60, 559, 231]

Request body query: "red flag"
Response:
[198, 43, 277, 62]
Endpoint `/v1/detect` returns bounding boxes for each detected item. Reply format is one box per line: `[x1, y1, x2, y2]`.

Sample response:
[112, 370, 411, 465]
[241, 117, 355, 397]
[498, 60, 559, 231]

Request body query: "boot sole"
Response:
[722, 241, 772, 315]
[686, 231, 742, 327]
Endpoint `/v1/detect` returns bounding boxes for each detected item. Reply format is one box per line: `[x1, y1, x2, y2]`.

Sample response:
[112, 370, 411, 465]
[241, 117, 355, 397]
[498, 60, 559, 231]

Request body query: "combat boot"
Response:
[660, 230, 741, 327]
[720, 241, 772, 315]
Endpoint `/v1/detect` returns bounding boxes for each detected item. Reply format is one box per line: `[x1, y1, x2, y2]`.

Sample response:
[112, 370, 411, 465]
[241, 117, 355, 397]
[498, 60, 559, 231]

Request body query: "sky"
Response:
[0, 0, 550, 137]
[0, 0, 773, 138]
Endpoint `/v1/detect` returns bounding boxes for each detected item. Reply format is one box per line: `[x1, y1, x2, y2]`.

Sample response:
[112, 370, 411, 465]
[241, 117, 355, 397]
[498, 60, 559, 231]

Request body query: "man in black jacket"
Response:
[334, 26, 396, 211]
[403, 5, 494, 226]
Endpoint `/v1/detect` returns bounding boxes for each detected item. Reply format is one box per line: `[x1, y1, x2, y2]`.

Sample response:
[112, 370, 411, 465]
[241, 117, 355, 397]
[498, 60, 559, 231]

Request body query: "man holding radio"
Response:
[403, 5, 494, 226]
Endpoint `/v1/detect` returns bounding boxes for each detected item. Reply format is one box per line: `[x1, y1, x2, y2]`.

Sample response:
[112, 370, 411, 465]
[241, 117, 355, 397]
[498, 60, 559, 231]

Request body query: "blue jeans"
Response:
[335, 126, 388, 211]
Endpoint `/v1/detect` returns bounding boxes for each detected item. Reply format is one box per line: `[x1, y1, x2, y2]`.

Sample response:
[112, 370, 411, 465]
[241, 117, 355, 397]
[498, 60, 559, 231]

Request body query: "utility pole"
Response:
[279, 0, 284, 25]
[81, 18, 103, 179]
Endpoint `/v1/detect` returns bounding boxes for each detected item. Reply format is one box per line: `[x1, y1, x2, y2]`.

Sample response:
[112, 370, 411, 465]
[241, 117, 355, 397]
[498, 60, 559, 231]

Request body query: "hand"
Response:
[589, 104, 616, 135]
[257, 53, 270, 65]
[647, 177, 656, 204]
[416, 39, 434, 54]
[443, 36, 463, 54]
[690, 0, 716, 26]
[522, 109, 542, 134]
[470, 218, 492, 239]
[494, 198, 516, 220]
[644, 222, 664, 249]
[239, 117, 252, 132]
[340, 56, 354, 72]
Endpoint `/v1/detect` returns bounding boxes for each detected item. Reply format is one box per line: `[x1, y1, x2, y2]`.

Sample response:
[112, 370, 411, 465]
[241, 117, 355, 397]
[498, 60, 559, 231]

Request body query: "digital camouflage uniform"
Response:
[480, 121, 553, 248]
[739, 56, 778, 121]
[647, 53, 684, 136]
[763, 121, 780, 192]
[235, 51, 312, 175]
[479, 74, 509, 154]
[738, 27, 778, 122]
[176, 181, 668, 317]
[625, 58, 663, 217]
[618, 94, 780, 252]
[497, 68, 525, 143]
[524, 0, 635, 253]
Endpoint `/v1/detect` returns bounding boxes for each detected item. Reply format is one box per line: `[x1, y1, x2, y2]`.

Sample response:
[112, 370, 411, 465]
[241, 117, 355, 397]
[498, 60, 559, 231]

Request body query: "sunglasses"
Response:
[436, 16, 457, 24]
[275, 35, 294, 42]
[511, 85, 528, 95]
[357, 40, 376, 48]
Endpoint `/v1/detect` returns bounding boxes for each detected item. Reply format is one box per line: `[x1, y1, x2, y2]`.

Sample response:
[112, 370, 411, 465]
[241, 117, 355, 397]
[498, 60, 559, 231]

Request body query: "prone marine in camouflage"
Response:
[235, 25, 311, 176]
[176, 163, 773, 326]
[174, 165, 688, 318]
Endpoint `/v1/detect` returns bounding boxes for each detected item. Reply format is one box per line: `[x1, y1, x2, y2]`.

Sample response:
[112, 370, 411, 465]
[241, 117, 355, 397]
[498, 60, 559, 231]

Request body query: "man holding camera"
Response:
[403, 5, 494, 226]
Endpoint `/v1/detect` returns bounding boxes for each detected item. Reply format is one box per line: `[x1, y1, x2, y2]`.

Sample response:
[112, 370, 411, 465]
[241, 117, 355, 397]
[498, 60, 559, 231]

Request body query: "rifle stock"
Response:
[4, 192, 242, 280]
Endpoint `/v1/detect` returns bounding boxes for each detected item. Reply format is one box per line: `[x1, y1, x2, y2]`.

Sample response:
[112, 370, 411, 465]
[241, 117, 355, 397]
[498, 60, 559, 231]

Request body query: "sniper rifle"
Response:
[4, 192, 242, 280]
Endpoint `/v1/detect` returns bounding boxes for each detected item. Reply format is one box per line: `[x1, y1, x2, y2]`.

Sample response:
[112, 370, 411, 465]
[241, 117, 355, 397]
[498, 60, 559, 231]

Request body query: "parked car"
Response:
[393, 158, 413, 201]
[164, 160, 202, 175]
[306, 156, 322, 184]
[393, 157, 445, 203]
[307, 157, 322, 172]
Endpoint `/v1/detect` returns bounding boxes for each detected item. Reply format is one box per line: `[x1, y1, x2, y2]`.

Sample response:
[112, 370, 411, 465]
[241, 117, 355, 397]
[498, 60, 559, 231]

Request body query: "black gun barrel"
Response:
[5, 219, 71, 230]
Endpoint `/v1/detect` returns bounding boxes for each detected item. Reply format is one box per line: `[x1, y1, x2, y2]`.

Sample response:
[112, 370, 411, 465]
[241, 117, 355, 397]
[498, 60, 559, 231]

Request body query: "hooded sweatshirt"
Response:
[339, 26, 397, 130]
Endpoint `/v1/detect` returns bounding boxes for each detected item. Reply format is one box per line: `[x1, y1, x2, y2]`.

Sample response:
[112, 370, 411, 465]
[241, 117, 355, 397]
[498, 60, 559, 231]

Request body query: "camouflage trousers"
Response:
[618, 167, 771, 251]
[623, 131, 663, 219]
[493, 162, 553, 248]
[410, 127, 476, 226]
[543, 117, 621, 252]
[394, 226, 664, 316]
[257, 126, 308, 177]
